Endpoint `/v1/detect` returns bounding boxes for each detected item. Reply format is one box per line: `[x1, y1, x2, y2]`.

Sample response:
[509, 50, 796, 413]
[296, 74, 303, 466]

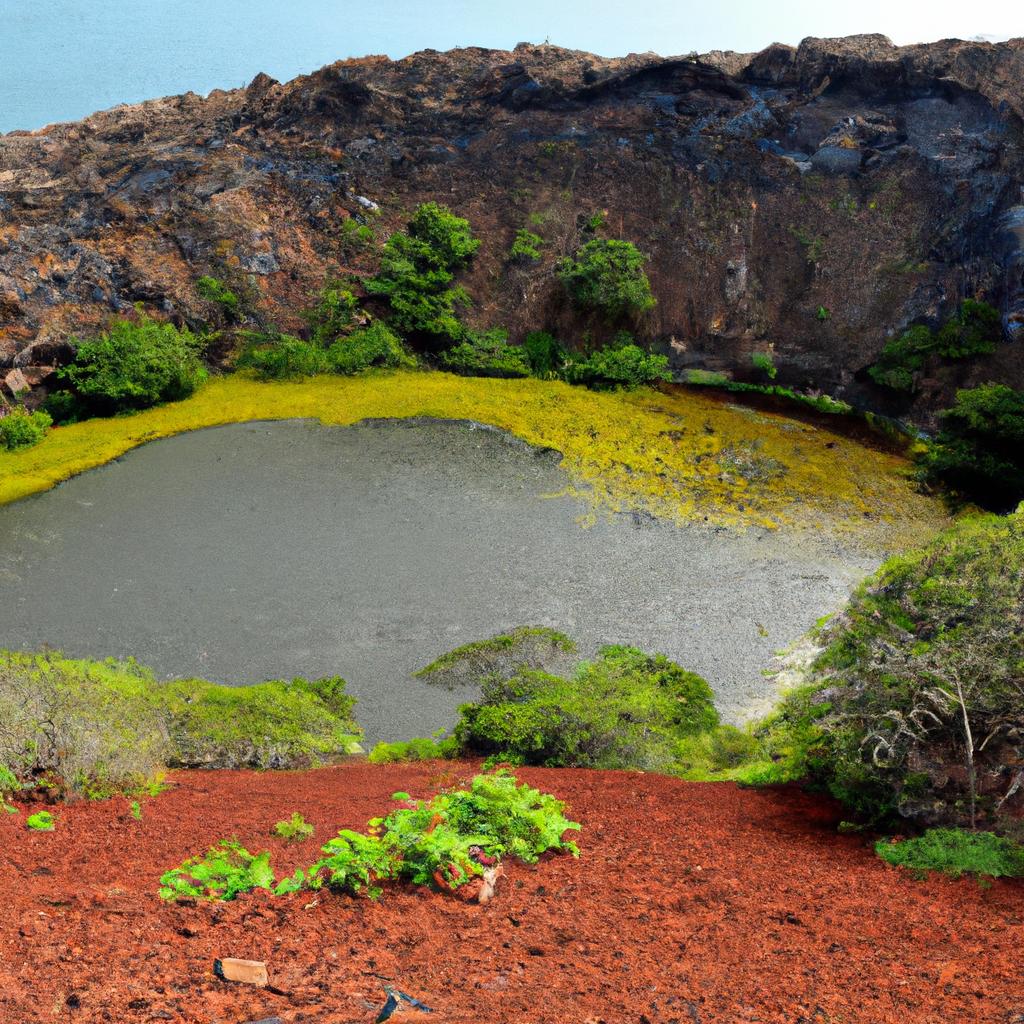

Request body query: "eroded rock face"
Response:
[1, 35, 1023, 422]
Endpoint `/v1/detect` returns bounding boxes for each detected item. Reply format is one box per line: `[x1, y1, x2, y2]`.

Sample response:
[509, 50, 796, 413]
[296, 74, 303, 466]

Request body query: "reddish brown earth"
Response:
[1, 762, 1021, 1024]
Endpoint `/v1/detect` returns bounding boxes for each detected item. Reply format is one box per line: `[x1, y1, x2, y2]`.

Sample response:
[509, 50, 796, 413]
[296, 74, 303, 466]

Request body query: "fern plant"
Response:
[273, 812, 314, 843]
[159, 840, 275, 901]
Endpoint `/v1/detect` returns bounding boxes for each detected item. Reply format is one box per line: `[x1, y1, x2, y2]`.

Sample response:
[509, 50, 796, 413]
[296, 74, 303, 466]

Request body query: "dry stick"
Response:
[952, 673, 977, 830]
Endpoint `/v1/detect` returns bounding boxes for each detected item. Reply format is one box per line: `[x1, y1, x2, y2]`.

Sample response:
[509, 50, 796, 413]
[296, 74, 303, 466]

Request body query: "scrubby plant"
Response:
[368, 734, 460, 764]
[366, 202, 480, 347]
[558, 238, 655, 320]
[439, 328, 530, 378]
[919, 383, 1024, 510]
[876, 828, 1024, 879]
[0, 407, 52, 451]
[159, 840, 276, 900]
[522, 330, 567, 378]
[273, 812, 314, 843]
[508, 228, 544, 263]
[563, 335, 670, 390]
[196, 275, 240, 322]
[0, 650, 362, 798]
[26, 810, 55, 831]
[750, 508, 1024, 827]
[56, 315, 208, 415]
[751, 351, 777, 380]
[327, 322, 415, 374]
[304, 282, 360, 346]
[339, 217, 375, 254]
[236, 333, 329, 380]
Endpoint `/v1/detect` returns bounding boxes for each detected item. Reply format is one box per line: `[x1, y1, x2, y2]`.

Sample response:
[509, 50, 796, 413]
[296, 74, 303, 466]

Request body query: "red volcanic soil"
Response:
[1, 763, 1021, 1024]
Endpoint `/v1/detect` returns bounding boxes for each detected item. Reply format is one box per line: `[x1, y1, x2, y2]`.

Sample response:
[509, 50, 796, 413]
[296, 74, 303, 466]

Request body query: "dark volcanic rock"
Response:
[1, 35, 1024, 423]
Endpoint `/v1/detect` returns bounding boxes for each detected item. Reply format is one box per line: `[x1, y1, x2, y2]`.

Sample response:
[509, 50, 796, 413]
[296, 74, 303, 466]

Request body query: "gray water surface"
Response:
[0, 419, 874, 743]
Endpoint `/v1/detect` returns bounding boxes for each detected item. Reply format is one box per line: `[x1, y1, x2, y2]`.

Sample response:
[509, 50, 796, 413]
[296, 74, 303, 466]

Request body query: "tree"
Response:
[558, 238, 655, 320]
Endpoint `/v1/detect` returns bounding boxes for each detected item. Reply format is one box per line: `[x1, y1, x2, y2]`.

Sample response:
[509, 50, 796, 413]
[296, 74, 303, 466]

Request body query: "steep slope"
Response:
[1, 34, 1023, 424]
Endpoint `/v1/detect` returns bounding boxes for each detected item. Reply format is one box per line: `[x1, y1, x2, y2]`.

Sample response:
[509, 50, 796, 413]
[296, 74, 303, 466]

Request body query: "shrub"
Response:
[508, 228, 544, 262]
[0, 407, 52, 451]
[522, 330, 567, 378]
[26, 811, 55, 831]
[326, 322, 415, 374]
[366, 202, 479, 347]
[237, 334, 329, 380]
[439, 328, 530, 378]
[57, 315, 207, 415]
[0, 650, 362, 797]
[368, 735, 459, 764]
[196, 276, 241, 322]
[868, 325, 934, 392]
[564, 336, 670, 390]
[876, 828, 1024, 879]
[274, 812, 314, 843]
[755, 508, 1024, 827]
[919, 383, 1024, 510]
[558, 239, 655, 320]
[304, 282, 360, 346]
[159, 840, 276, 900]
[751, 351, 777, 380]
[447, 638, 718, 771]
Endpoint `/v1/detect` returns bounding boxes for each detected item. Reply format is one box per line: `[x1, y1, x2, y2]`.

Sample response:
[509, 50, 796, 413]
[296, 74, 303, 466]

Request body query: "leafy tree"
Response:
[57, 315, 207, 415]
[558, 238, 655, 319]
[366, 202, 480, 347]
[920, 383, 1024, 509]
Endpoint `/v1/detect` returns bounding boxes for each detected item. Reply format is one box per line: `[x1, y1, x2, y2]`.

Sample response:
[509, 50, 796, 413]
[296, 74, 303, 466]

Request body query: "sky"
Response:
[1, 0, 1020, 133]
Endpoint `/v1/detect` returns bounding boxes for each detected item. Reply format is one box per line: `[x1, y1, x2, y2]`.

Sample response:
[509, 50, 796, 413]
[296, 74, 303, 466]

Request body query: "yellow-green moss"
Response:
[0, 370, 948, 546]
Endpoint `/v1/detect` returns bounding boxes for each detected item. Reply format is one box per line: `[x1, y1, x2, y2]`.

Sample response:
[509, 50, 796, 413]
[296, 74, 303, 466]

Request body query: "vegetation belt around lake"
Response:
[0, 370, 948, 544]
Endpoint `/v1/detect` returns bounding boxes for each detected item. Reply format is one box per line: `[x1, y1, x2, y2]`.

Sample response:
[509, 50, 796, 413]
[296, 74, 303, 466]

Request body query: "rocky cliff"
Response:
[1, 33, 1023, 423]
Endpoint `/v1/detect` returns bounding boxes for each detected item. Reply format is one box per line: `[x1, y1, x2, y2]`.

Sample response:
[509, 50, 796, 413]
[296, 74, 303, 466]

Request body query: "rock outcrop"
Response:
[1, 34, 1023, 422]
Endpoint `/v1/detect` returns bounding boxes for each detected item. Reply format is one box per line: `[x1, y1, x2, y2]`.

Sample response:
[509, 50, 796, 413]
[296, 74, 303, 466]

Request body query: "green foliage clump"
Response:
[442, 637, 718, 771]
[415, 626, 576, 685]
[327, 322, 415, 374]
[564, 335, 670, 390]
[508, 228, 544, 262]
[366, 202, 480, 347]
[522, 331, 567, 378]
[0, 407, 52, 451]
[751, 351, 777, 380]
[304, 282, 360, 346]
[368, 734, 460, 764]
[196, 276, 240, 321]
[0, 650, 362, 798]
[56, 315, 208, 415]
[339, 218, 375, 254]
[869, 301, 1002, 392]
[919, 383, 1024, 511]
[159, 840, 276, 900]
[558, 239, 655, 320]
[755, 509, 1024, 826]
[26, 810, 55, 831]
[273, 812, 314, 843]
[876, 828, 1024, 879]
[439, 328, 530, 378]
[237, 333, 330, 380]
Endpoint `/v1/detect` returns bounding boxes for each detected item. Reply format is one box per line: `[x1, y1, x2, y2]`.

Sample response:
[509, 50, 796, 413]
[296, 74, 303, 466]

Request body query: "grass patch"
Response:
[0, 371, 948, 543]
[876, 828, 1024, 879]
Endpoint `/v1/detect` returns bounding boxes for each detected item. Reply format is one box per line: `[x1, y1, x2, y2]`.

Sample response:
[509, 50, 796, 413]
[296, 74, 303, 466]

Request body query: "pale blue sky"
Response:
[1, 0, 1020, 132]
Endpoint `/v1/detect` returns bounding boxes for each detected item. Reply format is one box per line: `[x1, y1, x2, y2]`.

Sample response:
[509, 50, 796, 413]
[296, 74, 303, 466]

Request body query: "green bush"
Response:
[751, 351, 777, 380]
[304, 282, 360, 346]
[326, 322, 415, 374]
[919, 383, 1024, 510]
[558, 238, 655, 320]
[869, 301, 1002, 392]
[564, 336, 670, 390]
[0, 407, 52, 451]
[522, 331, 567, 378]
[57, 315, 208, 415]
[366, 202, 479, 347]
[0, 650, 362, 797]
[450, 640, 718, 771]
[368, 735, 460, 764]
[755, 508, 1024, 826]
[876, 828, 1024, 879]
[159, 840, 276, 900]
[26, 810, 55, 831]
[439, 328, 530, 378]
[237, 334, 329, 380]
[508, 229, 544, 262]
[196, 275, 241, 322]
[273, 812, 314, 843]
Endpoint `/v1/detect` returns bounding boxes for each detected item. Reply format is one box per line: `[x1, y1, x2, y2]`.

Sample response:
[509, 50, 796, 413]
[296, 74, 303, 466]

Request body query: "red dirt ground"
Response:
[1, 762, 1021, 1024]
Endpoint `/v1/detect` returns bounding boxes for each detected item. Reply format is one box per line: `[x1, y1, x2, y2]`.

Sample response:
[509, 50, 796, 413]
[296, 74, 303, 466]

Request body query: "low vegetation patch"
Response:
[558, 238, 656, 320]
[273, 812, 314, 843]
[563, 335, 670, 390]
[160, 771, 580, 901]
[439, 328, 531, 378]
[26, 810, 56, 831]
[0, 650, 361, 799]
[0, 407, 52, 451]
[876, 828, 1024, 879]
